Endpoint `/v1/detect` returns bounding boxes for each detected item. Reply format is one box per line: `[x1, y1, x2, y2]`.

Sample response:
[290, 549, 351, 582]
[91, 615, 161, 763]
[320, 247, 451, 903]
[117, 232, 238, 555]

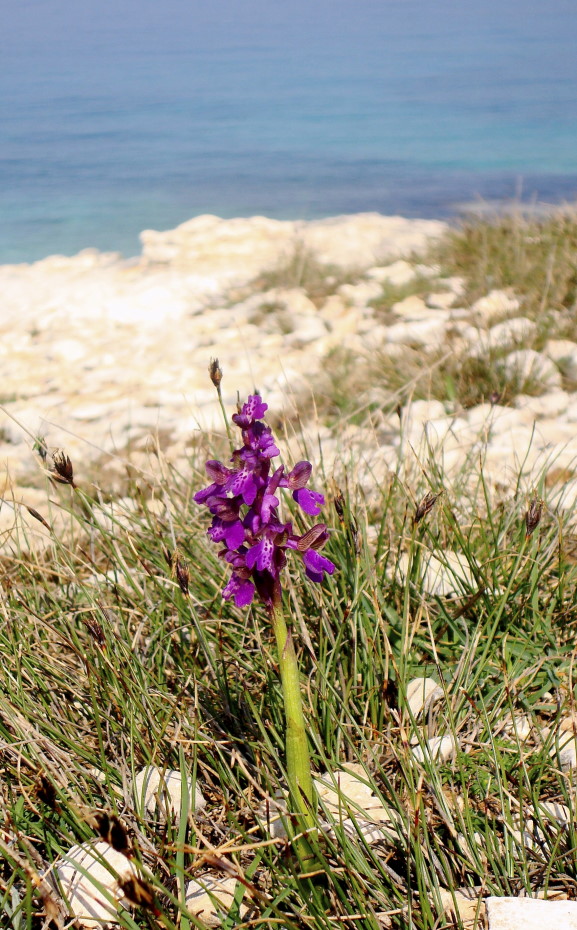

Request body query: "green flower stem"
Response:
[270, 601, 316, 837]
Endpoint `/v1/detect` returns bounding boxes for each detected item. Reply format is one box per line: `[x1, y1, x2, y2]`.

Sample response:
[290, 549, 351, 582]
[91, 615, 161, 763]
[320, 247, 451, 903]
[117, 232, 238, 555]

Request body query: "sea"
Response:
[1, 0, 576, 264]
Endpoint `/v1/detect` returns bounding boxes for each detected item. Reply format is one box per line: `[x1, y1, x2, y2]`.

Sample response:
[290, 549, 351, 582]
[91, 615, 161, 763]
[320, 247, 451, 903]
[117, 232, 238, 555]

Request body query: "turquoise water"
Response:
[1, 0, 576, 263]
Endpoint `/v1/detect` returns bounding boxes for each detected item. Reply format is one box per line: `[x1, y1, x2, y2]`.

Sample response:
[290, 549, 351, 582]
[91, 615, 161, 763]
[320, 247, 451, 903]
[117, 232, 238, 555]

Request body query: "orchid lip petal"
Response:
[293, 487, 324, 516]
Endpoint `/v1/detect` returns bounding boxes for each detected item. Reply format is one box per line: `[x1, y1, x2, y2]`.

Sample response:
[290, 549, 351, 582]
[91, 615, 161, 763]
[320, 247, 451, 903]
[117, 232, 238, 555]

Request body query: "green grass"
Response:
[3, 212, 577, 929]
[432, 207, 577, 324]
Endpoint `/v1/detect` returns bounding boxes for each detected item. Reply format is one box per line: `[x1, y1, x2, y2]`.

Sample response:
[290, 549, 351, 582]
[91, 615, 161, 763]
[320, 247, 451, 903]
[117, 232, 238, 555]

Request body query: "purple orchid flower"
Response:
[195, 394, 335, 608]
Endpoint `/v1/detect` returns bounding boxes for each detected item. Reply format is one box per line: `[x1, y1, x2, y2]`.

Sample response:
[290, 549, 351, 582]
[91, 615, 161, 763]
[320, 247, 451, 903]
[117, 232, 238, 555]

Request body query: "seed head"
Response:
[414, 491, 441, 525]
[36, 773, 58, 809]
[174, 552, 190, 595]
[25, 506, 51, 531]
[333, 490, 346, 523]
[209, 357, 223, 388]
[118, 875, 159, 912]
[51, 450, 75, 487]
[525, 498, 543, 537]
[82, 614, 106, 647]
[93, 811, 131, 855]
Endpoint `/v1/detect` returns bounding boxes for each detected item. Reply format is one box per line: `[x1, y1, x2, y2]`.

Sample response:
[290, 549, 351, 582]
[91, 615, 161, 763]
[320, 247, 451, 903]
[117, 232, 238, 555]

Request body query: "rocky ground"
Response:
[2, 210, 577, 556]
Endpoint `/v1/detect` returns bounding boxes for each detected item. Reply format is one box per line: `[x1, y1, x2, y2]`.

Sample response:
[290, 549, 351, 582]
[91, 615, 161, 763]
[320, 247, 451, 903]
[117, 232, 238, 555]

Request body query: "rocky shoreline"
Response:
[2, 210, 577, 555]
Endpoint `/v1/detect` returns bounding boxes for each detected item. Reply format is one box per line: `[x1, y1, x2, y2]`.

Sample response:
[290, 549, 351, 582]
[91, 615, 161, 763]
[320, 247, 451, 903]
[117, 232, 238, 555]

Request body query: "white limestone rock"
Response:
[300, 213, 447, 269]
[426, 291, 456, 310]
[486, 896, 577, 930]
[391, 294, 430, 318]
[384, 316, 448, 347]
[255, 791, 292, 840]
[285, 314, 329, 345]
[185, 873, 246, 927]
[365, 259, 418, 286]
[320, 773, 401, 844]
[468, 316, 537, 358]
[543, 338, 577, 379]
[257, 766, 400, 846]
[471, 289, 521, 325]
[437, 888, 484, 928]
[317, 293, 351, 324]
[316, 766, 391, 820]
[397, 549, 476, 597]
[141, 213, 293, 282]
[338, 279, 383, 307]
[420, 415, 469, 451]
[548, 721, 577, 770]
[513, 390, 569, 418]
[488, 315, 536, 346]
[47, 337, 88, 362]
[500, 713, 534, 743]
[411, 734, 458, 764]
[133, 766, 206, 822]
[406, 677, 444, 719]
[53, 841, 137, 929]
[511, 800, 571, 852]
[439, 274, 466, 296]
[0, 497, 61, 556]
[141, 213, 446, 280]
[401, 400, 447, 426]
[548, 477, 577, 513]
[499, 349, 562, 390]
[465, 402, 533, 436]
[360, 323, 390, 350]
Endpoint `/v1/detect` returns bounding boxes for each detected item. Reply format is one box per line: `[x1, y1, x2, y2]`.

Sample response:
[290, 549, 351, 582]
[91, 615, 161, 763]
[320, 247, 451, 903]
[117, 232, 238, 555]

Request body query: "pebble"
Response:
[548, 730, 577, 770]
[471, 289, 520, 324]
[397, 550, 476, 597]
[133, 766, 206, 822]
[52, 841, 138, 928]
[500, 713, 534, 742]
[486, 896, 577, 930]
[467, 316, 537, 357]
[365, 259, 418, 286]
[437, 888, 484, 929]
[499, 348, 562, 390]
[406, 677, 444, 718]
[256, 766, 400, 846]
[543, 338, 577, 379]
[425, 291, 457, 310]
[185, 873, 247, 927]
[511, 801, 571, 851]
[411, 734, 458, 764]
